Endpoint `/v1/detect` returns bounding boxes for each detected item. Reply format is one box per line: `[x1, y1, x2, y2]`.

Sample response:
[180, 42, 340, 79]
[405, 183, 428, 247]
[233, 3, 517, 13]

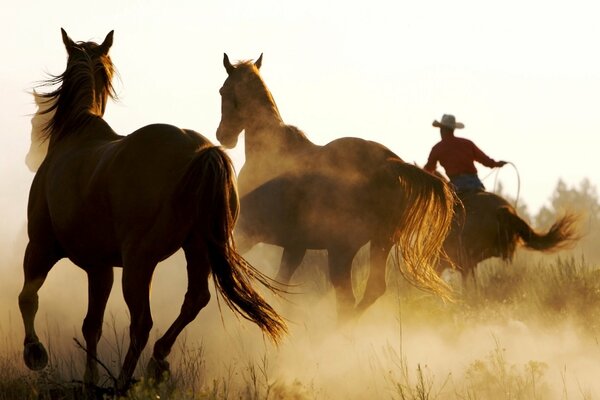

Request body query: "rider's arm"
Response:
[471, 142, 504, 168]
[423, 147, 439, 173]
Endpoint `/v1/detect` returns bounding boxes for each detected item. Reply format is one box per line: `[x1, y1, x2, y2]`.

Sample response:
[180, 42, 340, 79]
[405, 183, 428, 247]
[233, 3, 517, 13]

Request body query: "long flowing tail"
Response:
[498, 207, 578, 255]
[390, 161, 456, 300]
[181, 145, 287, 343]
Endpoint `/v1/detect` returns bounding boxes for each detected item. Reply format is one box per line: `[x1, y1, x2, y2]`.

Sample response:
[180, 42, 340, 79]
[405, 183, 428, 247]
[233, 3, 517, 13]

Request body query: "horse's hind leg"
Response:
[275, 246, 306, 284]
[117, 261, 156, 390]
[148, 242, 211, 382]
[356, 239, 392, 314]
[82, 267, 114, 385]
[18, 242, 61, 371]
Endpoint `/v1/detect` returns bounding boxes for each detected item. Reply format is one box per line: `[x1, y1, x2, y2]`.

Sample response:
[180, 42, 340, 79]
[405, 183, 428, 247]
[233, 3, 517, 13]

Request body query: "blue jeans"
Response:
[450, 174, 485, 192]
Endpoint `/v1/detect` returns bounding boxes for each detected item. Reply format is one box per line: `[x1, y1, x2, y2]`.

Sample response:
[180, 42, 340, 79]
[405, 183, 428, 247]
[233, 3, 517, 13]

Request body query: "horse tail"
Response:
[389, 161, 455, 300]
[181, 145, 287, 343]
[498, 207, 578, 254]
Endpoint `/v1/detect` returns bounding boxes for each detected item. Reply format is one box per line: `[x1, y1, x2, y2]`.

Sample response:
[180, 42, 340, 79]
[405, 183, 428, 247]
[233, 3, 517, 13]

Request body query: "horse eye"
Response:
[220, 87, 238, 108]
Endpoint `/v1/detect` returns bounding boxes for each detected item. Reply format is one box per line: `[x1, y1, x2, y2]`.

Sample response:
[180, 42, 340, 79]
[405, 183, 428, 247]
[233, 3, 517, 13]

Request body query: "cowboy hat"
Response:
[432, 114, 464, 129]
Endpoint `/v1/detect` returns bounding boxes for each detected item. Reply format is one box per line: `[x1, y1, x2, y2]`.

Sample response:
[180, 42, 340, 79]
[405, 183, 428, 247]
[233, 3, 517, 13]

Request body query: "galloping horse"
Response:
[19, 30, 285, 391]
[216, 54, 456, 317]
[440, 190, 577, 281]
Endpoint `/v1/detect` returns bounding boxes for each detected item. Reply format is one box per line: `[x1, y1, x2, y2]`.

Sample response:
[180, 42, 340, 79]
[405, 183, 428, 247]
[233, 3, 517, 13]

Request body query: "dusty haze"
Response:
[1, 99, 598, 397]
[2, 219, 600, 399]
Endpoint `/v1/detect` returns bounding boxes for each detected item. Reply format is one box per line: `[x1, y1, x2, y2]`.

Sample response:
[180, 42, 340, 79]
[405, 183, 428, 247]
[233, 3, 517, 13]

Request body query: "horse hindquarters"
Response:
[386, 162, 455, 298]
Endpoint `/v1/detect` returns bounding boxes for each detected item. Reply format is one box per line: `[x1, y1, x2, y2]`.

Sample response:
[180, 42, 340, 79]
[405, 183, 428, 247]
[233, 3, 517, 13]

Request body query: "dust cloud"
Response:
[1, 100, 599, 396]
[2, 232, 600, 399]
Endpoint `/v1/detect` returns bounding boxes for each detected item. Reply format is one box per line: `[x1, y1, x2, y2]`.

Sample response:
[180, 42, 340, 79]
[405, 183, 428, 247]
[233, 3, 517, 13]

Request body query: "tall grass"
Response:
[1, 255, 599, 399]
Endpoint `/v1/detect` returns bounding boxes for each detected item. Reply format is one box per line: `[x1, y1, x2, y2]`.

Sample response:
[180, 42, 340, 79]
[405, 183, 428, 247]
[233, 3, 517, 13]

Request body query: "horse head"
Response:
[216, 53, 274, 149]
[60, 28, 115, 117]
[37, 29, 116, 147]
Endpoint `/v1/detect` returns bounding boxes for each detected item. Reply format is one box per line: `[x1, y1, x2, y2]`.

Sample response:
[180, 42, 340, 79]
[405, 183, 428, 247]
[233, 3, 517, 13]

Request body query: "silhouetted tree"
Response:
[535, 178, 600, 264]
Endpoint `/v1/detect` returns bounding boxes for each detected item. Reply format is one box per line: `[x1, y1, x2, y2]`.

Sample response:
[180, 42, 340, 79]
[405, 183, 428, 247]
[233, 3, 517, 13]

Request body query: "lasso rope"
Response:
[483, 161, 521, 209]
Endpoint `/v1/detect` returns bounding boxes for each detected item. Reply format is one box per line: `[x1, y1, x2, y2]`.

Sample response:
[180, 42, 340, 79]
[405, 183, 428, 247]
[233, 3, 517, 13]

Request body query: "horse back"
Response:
[32, 124, 212, 265]
[322, 137, 399, 166]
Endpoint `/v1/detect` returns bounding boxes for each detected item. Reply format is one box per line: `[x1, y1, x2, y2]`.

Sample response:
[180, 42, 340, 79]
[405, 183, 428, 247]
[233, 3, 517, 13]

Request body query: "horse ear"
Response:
[99, 30, 114, 54]
[223, 53, 235, 75]
[61, 28, 76, 54]
[254, 53, 263, 69]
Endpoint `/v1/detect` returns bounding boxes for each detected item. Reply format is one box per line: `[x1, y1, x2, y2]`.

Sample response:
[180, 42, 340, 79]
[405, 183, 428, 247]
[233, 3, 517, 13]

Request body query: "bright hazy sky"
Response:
[2, 0, 600, 238]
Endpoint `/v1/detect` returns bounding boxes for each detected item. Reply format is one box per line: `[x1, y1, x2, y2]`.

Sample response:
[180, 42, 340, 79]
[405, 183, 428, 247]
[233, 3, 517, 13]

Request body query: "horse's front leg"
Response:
[19, 241, 61, 371]
[82, 266, 114, 386]
[147, 241, 211, 382]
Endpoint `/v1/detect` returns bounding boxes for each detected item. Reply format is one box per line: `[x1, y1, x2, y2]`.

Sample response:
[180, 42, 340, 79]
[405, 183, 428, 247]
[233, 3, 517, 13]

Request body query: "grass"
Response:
[2, 255, 600, 399]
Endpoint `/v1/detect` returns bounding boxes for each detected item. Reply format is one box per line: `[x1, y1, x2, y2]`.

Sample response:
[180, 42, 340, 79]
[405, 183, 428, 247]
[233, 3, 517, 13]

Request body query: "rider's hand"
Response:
[496, 160, 507, 167]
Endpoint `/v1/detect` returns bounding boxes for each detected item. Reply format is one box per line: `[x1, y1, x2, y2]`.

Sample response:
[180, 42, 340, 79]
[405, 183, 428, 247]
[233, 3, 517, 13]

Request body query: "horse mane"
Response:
[231, 61, 314, 147]
[232, 59, 284, 121]
[26, 91, 55, 172]
[233, 59, 256, 68]
[283, 125, 312, 145]
[38, 42, 116, 143]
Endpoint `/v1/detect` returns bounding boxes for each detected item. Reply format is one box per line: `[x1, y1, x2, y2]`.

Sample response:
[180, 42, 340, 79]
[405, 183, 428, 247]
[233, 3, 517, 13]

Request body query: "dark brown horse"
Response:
[18, 30, 285, 391]
[441, 190, 577, 281]
[216, 54, 456, 317]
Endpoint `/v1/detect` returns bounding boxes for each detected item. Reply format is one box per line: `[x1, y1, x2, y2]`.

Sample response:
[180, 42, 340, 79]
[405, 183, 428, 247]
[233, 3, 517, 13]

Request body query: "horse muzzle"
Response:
[216, 124, 241, 149]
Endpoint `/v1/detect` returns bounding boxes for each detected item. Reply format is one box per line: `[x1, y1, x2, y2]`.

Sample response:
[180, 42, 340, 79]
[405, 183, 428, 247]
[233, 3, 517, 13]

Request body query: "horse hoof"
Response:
[23, 342, 48, 371]
[116, 376, 139, 395]
[147, 357, 170, 382]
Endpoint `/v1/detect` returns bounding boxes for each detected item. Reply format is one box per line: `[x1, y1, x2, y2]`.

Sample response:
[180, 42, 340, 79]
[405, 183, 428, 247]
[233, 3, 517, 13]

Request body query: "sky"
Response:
[1, 0, 599, 245]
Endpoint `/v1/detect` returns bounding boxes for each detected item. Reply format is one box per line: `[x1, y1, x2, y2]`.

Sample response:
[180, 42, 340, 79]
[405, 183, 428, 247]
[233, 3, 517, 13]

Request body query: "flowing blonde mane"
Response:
[26, 91, 54, 172]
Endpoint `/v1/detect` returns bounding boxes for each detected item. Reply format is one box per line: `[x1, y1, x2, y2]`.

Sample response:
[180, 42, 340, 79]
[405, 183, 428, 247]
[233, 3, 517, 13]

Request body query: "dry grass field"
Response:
[1, 243, 600, 399]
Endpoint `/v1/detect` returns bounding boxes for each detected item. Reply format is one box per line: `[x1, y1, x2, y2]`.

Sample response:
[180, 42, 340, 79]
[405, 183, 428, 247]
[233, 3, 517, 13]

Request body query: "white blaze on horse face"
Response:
[26, 91, 53, 172]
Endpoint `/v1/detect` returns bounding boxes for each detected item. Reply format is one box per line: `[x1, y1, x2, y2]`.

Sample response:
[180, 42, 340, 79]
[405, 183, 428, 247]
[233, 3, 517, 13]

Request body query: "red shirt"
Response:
[424, 136, 498, 177]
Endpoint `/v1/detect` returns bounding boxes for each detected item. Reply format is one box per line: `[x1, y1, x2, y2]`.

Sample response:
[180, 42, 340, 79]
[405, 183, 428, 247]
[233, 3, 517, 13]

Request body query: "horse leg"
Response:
[117, 263, 155, 390]
[328, 246, 357, 321]
[356, 239, 392, 314]
[148, 242, 211, 382]
[18, 242, 60, 371]
[275, 247, 306, 284]
[460, 261, 478, 291]
[82, 267, 114, 385]
[233, 228, 256, 255]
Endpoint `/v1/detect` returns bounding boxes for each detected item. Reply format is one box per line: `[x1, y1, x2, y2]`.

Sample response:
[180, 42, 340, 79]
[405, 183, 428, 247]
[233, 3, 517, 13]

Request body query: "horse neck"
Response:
[48, 115, 118, 155]
[243, 111, 315, 161]
[45, 53, 114, 147]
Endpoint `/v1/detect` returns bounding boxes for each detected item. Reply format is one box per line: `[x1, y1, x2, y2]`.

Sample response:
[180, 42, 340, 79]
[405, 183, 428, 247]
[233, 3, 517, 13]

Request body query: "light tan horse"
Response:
[19, 30, 286, 393]
[216, 54, 456, 317]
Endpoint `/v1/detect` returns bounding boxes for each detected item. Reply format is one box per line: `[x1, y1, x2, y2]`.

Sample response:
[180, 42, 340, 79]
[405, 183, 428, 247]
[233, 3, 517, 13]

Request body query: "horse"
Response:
[440, 190, 577, 282]
[215, 54, 456, 318]
[18, 29, 286, 392]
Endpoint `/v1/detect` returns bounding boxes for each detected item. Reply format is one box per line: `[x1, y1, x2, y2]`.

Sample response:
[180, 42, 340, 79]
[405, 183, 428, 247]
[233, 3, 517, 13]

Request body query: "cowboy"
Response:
[424, 114, 506, 192]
